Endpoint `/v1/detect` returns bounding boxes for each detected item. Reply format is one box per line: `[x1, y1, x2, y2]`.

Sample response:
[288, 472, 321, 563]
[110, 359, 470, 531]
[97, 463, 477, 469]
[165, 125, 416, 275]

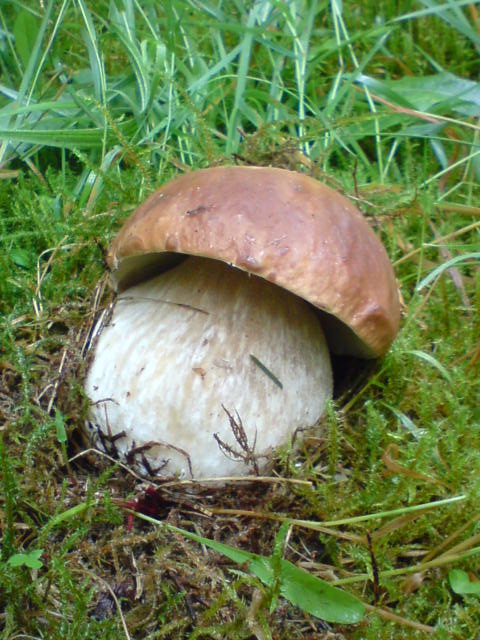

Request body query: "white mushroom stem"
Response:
[85, 256, 333, 479]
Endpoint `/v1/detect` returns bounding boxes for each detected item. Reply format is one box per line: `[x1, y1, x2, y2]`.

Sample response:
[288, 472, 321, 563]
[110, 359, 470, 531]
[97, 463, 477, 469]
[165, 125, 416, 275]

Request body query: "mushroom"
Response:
[85, 166, 400, 479]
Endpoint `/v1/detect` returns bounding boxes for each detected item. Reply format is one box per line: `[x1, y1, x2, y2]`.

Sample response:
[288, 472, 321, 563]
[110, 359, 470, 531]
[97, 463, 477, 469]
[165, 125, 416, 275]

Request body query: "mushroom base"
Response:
[85, 257, 333, 479]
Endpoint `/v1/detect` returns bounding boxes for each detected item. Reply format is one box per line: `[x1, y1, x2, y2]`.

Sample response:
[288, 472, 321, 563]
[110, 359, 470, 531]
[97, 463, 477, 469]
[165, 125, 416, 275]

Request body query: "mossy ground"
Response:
[1, 1, 480, 638]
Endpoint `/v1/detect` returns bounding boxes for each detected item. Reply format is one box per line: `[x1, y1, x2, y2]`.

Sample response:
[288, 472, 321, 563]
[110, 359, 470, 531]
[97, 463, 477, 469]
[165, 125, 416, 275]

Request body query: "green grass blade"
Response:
[110, 4, 150, 113]
[0, 127, 113, 148]
[76, 0, 107, 158]
[133, 513, 366, 625]
[13, 0, 54, 109]
[406, 349, 453, 383]
[416, 253, 480, 291]
[226, 2, 273, 153]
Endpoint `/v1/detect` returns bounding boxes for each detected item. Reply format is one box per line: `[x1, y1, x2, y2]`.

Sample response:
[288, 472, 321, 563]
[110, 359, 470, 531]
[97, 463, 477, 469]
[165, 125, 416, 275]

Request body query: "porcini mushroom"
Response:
[85, 166, 400, 479]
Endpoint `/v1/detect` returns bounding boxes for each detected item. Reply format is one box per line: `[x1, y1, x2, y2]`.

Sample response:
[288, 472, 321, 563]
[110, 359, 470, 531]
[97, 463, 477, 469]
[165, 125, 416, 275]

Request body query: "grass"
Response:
[1, 0, 480, 637]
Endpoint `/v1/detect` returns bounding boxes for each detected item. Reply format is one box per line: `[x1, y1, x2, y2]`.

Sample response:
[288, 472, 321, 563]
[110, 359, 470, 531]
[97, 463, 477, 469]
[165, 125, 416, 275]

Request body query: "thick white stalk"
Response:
[85, 256, 332, 478]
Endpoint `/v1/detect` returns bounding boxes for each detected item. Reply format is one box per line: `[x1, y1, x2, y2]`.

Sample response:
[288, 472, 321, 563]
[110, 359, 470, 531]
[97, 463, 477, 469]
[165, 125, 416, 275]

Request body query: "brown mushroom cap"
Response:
[108, 166, 400, 358]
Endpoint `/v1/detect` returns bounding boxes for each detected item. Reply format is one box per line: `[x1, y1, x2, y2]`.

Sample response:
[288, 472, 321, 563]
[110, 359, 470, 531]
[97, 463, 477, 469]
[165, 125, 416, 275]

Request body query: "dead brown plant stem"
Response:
[437, 531, 480, 561]
[81, 570, 132, 640]
[435, 202, 480, 216]
[210, 507, 365, 543]
[335, 545, 480, 587]
[364, 604, 435, 634]
[422, 514, 480, 563]
[406, 275, 440, 325]
[393, 220, 480, 266]
[429, 220, 471, 311]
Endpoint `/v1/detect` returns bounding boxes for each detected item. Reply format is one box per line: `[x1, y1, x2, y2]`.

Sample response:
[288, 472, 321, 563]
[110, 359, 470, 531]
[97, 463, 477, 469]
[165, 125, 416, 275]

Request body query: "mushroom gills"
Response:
[85, 256, 333, 478]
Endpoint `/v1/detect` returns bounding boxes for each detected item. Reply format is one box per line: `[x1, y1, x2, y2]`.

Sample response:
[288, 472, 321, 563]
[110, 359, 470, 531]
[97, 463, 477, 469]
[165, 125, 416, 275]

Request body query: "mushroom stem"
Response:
[86, 256, 333, 479]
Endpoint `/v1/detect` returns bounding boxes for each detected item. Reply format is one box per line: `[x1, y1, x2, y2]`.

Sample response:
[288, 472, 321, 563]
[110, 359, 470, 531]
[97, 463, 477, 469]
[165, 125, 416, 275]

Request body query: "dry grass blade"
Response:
[363, 603, 435, 634]
[429, 220, 472, 311]
[81, 570, 132, 640]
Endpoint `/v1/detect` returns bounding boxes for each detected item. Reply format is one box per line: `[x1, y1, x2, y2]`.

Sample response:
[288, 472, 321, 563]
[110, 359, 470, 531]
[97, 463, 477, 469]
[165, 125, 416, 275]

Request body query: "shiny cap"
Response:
[108, 166, 400, 357]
